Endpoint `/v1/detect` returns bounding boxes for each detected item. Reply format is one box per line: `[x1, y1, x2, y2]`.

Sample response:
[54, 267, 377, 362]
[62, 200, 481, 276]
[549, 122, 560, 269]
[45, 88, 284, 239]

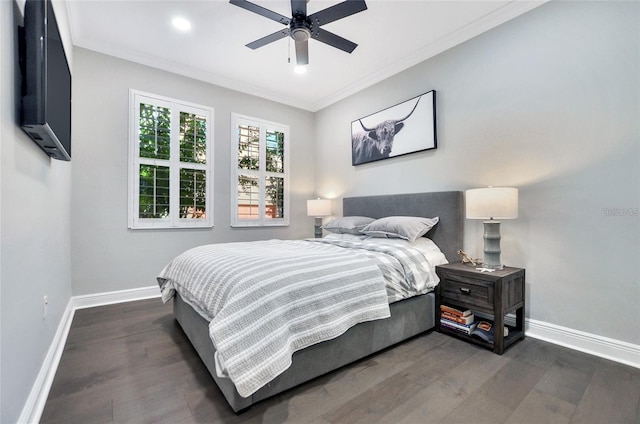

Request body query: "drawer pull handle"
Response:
[460, 288, 471, 294]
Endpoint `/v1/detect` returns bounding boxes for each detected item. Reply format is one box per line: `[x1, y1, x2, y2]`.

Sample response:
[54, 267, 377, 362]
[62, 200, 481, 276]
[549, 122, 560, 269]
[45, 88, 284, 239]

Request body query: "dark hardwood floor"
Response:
[41, 298, 640, 424]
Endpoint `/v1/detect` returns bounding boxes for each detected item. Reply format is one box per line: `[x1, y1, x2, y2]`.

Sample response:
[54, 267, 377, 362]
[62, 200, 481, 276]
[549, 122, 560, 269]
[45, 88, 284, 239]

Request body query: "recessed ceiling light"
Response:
[294, 66, 307, 75]
[172, 17, 191, 31]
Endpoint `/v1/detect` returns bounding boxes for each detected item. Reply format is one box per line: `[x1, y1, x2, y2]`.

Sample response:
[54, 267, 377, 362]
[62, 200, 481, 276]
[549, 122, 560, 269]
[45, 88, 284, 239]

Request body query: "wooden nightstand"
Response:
[435, 262, 525, 354]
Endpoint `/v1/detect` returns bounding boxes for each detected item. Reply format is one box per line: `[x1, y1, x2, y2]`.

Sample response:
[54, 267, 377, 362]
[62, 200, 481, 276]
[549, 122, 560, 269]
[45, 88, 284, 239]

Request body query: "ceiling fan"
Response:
[229, 0, 368, 66]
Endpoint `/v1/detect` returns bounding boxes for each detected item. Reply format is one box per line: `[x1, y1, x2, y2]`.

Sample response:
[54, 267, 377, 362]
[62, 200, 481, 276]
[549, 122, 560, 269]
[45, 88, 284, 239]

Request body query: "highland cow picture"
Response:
[351, 90, 436, 166]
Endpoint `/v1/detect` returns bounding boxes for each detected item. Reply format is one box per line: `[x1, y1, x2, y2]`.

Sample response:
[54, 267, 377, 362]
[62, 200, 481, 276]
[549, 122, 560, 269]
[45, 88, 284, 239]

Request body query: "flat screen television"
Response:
[20, 0, 72, 161]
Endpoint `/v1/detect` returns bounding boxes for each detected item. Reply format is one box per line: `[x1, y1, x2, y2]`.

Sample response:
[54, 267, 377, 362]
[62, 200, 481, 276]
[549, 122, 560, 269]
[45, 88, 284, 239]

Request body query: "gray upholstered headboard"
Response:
[343, 191, 463, 262]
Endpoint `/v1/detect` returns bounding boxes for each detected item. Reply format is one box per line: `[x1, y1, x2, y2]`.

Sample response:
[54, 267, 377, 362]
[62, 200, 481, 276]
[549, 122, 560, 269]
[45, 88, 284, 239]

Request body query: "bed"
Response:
[162, 191, 463, 413]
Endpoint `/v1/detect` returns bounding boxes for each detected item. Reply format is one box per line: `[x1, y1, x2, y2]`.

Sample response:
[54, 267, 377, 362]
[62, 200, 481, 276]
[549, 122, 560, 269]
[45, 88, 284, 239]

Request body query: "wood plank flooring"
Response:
[41, 298, 640, 423]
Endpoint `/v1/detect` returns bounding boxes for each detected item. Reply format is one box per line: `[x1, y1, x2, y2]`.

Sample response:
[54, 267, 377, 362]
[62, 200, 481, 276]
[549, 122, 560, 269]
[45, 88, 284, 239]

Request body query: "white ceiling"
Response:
[66, 0, 545, 111]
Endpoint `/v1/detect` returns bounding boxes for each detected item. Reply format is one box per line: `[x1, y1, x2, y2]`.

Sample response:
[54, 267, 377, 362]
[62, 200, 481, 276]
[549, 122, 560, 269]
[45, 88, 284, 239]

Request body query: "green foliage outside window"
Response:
[238, 125, 260, 171]
[139, 104, 170, 160]
[139, 165, 170, 218]
[180, 112, 207, 164]
[265, 176, 284, 219]
[179, 168, 207, 218]
[266, 130, 284, 173]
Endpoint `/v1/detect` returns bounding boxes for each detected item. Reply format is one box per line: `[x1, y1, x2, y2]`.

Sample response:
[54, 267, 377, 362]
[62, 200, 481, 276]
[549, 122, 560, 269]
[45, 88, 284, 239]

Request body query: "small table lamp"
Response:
[466, 187, 518, 270]
[307, 198, 332, 238]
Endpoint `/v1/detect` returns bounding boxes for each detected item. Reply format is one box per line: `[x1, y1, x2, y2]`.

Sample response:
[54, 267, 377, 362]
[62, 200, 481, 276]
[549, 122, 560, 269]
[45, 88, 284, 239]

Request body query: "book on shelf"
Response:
[440, 323, 474, 336]
[441, 311, 475, 325]
[440, 318, 476, 335]
[440, 304, 472, 317]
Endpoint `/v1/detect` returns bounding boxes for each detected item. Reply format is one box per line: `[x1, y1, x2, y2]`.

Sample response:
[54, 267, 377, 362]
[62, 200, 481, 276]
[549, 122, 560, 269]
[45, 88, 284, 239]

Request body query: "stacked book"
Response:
[440, 305, 476, 335]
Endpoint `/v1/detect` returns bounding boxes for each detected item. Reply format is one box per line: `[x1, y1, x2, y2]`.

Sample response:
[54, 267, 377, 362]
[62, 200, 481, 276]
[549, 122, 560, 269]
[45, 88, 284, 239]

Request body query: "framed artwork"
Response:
[351, 90, 436, 166]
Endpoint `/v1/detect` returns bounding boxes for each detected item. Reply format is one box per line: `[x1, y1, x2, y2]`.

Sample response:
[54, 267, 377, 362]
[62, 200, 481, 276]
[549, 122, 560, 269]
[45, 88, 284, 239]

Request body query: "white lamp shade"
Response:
[466, 187, 518, 220]
[307, 199, 332, 217]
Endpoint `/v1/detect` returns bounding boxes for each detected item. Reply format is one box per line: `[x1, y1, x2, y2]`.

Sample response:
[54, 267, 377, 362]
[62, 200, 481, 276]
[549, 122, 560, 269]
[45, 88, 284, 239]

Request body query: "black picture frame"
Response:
[351, 90, 436, 166]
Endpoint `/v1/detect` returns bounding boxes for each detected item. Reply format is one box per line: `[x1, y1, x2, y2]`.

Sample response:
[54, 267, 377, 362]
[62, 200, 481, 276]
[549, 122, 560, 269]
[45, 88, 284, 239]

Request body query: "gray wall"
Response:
[1, 1, 73, 422]
[71, 48, 316, 295]
[314, 1, 639, 345]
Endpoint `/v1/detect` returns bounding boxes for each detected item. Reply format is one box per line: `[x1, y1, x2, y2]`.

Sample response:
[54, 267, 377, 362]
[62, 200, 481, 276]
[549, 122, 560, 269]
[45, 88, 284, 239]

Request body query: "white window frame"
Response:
[231, 113, 290, 227]
[128, 89, 214, 229]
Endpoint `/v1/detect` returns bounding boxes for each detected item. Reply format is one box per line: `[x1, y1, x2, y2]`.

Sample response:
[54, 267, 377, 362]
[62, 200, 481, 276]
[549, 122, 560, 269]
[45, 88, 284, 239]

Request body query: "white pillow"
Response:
[323, 216, 375, 235]
[363, 236, 438, 251]
[362, 216, 439, 242]
[363, 237, 448, 266]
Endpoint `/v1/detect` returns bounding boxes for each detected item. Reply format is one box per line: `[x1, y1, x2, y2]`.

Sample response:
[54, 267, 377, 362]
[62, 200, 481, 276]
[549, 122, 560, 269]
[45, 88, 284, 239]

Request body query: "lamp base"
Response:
[314, 217, 323, 238]
[483, 221, 503, 270]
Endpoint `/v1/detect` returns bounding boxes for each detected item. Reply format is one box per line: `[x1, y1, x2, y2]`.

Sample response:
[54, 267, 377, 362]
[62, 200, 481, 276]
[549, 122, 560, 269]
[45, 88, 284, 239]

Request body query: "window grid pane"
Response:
[238, 174, 259, 220]
[265, 176, 284, 219]
[180, 112, 207, 164]
[266, 129, 285, 173]
[179, 168, 207, 219]
[238, 124, 260, 170]
[139, 103, 170, 160]
[139, 165, 170, 218]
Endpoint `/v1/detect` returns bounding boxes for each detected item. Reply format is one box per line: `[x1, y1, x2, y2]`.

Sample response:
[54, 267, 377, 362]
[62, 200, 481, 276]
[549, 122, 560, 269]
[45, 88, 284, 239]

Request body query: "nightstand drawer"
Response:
[439, 277, 493, 310]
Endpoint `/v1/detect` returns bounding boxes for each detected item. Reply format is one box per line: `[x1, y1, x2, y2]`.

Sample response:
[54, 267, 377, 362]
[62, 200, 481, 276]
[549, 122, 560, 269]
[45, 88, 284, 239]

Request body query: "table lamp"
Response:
[466, 187, 518, 270]
[307, 198, 331, 238]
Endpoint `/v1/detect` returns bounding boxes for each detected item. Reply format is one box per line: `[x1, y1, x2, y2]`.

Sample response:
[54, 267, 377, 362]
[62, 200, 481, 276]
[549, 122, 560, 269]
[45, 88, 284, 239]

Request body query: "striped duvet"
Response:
[157, 238, 436, 398]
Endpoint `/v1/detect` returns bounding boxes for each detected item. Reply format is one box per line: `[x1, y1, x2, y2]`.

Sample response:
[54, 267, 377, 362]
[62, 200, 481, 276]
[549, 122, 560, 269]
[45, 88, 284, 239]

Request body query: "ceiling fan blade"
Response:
[313, 28, 357, 53]
[308, 0, 367, 26]
[291, 0, 307, 17]
[246, 29, 290, 49]
[229, 0, 290, 25]
[295, 39, 309, 66]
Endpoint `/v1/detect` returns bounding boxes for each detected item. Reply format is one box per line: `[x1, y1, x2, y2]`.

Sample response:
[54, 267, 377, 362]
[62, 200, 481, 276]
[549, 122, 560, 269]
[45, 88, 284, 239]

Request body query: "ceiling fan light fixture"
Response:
[172, 17, 192, 31]
[290, 27, 310, 42]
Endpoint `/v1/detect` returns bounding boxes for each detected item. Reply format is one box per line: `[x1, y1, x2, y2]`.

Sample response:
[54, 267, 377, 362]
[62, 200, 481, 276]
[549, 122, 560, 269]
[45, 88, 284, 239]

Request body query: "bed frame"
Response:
[173, 191, 463, 412]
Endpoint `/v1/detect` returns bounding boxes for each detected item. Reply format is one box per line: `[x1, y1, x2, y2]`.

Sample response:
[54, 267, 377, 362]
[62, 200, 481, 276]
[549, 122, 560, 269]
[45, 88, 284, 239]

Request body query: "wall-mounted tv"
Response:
[20, 0, 72, 161]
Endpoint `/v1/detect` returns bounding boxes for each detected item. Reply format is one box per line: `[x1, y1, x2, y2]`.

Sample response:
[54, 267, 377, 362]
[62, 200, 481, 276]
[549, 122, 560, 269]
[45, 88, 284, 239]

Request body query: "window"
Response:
[231, 113, 289, 227]
[128, 90, 214, 229]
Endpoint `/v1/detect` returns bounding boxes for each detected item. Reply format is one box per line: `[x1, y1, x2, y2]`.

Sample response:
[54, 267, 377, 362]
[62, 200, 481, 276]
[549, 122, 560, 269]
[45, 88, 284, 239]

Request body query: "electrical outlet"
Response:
[43, 295, 48, 319]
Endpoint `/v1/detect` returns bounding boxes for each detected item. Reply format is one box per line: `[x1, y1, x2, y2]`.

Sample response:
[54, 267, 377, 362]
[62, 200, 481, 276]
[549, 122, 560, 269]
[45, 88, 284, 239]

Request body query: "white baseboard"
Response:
[72, 285, 160, 310]
[17, 299, 75, 424]
[526, 318, 640, 369]
[17, 286, 160, 424]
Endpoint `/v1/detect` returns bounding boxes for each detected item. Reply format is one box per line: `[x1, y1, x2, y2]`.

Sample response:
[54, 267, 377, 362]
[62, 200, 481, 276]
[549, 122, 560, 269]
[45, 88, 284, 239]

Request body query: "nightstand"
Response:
[435, 262, 525, 354]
